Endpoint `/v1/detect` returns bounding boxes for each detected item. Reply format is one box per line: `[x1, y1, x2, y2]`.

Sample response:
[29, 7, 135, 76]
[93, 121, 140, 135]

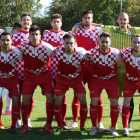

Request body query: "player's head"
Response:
[82, 10, 93, 27]
[63, 33, 76, 54]
[20, 12, 32, 31]
[51, 14, 62, 31]
[12, 22, 22, 34]
[29, 25, 41, 46]
[117, 12, 129, 30]
[131, 34, 140, 53]
[99, 32, 111, 53]
[0, 31, 12, 50]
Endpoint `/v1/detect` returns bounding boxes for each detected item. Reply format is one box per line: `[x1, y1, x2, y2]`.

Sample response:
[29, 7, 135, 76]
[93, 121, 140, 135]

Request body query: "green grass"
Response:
[1, 85, 140, 140]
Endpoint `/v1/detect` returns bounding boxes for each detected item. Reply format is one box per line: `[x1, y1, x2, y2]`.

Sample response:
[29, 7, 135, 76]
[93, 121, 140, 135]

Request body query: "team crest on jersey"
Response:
[108, 61, 115, 69]
[127, 31, 131, 35]
[72, 60, 79, 66]
[90, 33, 96, 38]
[38, 54, 44, 59]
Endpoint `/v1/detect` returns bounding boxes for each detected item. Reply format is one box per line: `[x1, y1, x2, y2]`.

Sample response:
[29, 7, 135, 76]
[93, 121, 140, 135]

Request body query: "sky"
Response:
[40, 0, 53, 15]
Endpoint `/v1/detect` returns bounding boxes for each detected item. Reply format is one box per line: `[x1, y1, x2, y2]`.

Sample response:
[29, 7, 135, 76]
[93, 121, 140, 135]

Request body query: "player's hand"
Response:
[43, 30, 49, 36]
[127, 24, 132, 29]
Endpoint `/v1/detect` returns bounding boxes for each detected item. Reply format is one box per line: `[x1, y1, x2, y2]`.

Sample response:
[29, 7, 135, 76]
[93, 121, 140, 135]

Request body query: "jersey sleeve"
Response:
[101, 25, 117, 33]
[72, 22, 83, 31]
[43, 42, 54, 56]
[13, 47, 23, 61]
[76, 47, 87, 56]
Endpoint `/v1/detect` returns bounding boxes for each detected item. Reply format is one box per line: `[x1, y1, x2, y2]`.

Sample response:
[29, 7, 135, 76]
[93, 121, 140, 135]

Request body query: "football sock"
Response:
[98, 96, 103, 123]
[28, 97, 34, 118]
[0, 100, 3, 117]
[122, 106, 130, 128]
[62, 95, 67, 122]
[128, 98, 134, 124]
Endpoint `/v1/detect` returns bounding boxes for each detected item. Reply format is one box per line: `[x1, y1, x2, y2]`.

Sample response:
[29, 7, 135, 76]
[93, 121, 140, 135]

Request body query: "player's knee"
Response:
[91, 98, 98, 105]
[54, 98, 62, 105]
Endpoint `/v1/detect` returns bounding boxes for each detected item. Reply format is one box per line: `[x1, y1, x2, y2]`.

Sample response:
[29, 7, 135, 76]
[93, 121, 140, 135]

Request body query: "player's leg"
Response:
[0, 87, 4, 129]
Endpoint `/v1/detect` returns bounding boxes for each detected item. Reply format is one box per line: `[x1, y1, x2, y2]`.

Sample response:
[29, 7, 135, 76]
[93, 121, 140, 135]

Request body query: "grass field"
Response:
[1, 85, 140, 140]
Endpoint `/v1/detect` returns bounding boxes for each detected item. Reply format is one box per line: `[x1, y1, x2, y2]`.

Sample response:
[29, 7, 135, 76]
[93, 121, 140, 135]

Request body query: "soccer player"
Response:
[18, 25, 54, 134]
[12, 12, 33, 128]
[0, 31, 23, 133]
[42, 13, 68, 130]
[88, 32, 120, 136]
[121, 34, 140, 136]
[53, 33, 88, 135]
[70, 10, 104, 130]
[11, 22, 22, 34]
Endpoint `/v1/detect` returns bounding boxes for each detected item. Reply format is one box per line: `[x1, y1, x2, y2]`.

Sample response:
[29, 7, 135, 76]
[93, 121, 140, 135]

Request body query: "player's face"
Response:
[0, 35, 12, 50]
[132, 37, 140, 53]
[51, 18, 62, 31]
[82, 13, 93, 27]
[21, 16, 32, 30]
[29, 30, 41, 46]
[117, 14, 129, 29]
[99, 37, 110, 53]
[64, 38, 76, 54]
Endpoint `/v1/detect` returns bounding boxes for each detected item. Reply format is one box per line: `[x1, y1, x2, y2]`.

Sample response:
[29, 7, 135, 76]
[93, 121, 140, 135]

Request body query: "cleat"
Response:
[89, 127, 98, 135]
[62, 121, 68, 130]
[28, 117, 32, 128]
[106, 125, 117, 132]
[19, 126, 29, 134]
[5, 110, 12, 115]
[98, 122, 105, 130]
[16, 118, 21, 128]
[11, 127, 19, 134]
[111, 127, 119, 136]
[45, 125, 54, 133]
[128, 127, 133, 132]
[122, 128, 129, 136]
[80, 127, 88, 136]
[69, 122, 78, 130]
[54, 127, 63, 135]
[42, 124, 46, 129]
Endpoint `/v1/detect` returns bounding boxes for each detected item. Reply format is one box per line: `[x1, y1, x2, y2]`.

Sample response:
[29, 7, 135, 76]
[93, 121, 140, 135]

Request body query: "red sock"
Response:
[46, 102, 54, 126]
[11, 105, 20, 127]
[111, 105, 119, 127]
[80, 104, 88, 129]
[62, 96, 67, 122]
[98, 96, 103, 123]
[28, 97, 34, 118]
[21, 104, 29, 127]
[54, 105, 62, 128]
[90, 104, 98, 127]
[72, 95, 80, 122]
[122, 106, 130, 128]
[0, 100, 3, 117]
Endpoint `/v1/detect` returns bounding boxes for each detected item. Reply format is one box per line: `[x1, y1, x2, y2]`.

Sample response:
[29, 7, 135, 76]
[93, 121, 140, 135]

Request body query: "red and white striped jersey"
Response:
[121, 48, 140, 82]
[70, 27, 103, 50]
[89, 47, 121, 80]
[55, 46, 87, 79]
[19, 40, 54, 75]
[0, 46, 23, 78]
[42, 29, 67, 79]
[12, 30, 30, 80]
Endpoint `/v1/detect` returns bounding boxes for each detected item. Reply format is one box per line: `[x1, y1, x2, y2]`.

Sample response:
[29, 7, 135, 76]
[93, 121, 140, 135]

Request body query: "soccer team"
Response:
[0, 10, 140, 137]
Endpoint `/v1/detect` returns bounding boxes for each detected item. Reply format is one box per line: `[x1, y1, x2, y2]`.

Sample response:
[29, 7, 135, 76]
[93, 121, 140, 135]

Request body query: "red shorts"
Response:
[89, 76, 119, 99]
[123, 79, 140, 97]
[19, 79, 24, 93]
[22, 70, 53, 95]
[55, 74, 86, 96]
[0, 75, 19, 98]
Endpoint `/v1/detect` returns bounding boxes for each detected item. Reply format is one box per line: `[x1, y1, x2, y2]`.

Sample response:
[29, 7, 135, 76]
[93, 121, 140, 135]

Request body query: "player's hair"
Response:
[12, 22, 22, 30]
[131, 34, 140, 41]
[0, 31, 12, 39]
[63, 33, 75, 40]
[99, 32, 111, 39]
[29, 25, 41, 34]
[21, 12, 32, 20]
[118, 12, 129, 19]
[82, 10, 93, 17]
[51, 14, 62, 21]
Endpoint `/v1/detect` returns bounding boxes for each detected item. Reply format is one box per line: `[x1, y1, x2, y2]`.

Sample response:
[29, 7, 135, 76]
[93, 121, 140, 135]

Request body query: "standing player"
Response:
[121, 34, 140, 136]
[18, 25, 54, 134]
[53, 33, 88, 135]
[70, 10, 104, 130]
[88, 32, 120, 136]
[12, 12, 33, 128]
[0, 31, 23, 133]
[42, 14, 68, 130]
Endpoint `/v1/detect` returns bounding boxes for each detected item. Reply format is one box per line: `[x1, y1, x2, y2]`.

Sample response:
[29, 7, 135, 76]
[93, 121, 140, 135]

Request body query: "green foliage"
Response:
[0, 0, 42, 29]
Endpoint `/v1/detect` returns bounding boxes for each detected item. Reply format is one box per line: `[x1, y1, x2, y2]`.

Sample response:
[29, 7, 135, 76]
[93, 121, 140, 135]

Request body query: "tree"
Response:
[0, 0, 42, 29]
